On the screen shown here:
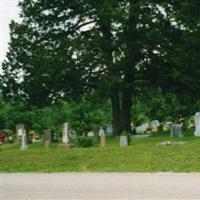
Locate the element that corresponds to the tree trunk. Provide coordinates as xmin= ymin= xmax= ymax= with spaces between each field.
xmin=121 ymin=87 xmax=132 ymax=132
xmin=111 ymin=88 xmax=121 ymax=135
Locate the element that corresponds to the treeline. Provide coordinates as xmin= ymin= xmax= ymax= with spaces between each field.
xmin=0 ymin=89 xmax=199 ymax=135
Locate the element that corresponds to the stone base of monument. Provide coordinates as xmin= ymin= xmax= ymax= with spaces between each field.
xmin=100 ymin=135 xmax=106 ymax=148
xmin=59 ymin=143 xmax=73 ymax=149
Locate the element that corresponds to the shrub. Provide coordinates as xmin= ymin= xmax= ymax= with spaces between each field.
xmin=74 ymin=136 xmax=94 ymax=148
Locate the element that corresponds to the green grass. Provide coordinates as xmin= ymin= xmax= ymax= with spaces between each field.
xmin=1 ymin=132 xmax=200 ymax=172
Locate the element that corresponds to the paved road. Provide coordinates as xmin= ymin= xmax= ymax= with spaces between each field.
xmin=1 ymin=173 xmax=200 ymax=200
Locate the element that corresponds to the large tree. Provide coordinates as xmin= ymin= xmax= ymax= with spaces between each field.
xmin=2 ymin=0 xmax=198 ymax=134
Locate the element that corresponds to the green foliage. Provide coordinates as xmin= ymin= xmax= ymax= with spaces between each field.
xmin=73 ymin=136 xmax=95 ymax=148
xmin=0 ymin=101 xmax=27 ymax=130
xmin=67 ymin=98 xmax=111 ymax=135
xmin=0 ymin=98 xmax=112 ymax=136
xmin=132 ymin=89 xmax=191 ymax=125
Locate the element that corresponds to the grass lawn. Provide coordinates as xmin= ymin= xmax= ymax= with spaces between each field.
xmin=1 ymin=132 xmax=200 ymax=172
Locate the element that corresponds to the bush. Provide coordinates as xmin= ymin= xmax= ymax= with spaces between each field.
xmin=74 ymin=136 xmax=94 ymax=148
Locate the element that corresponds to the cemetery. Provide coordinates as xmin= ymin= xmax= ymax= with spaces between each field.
xmin=1 ymin=112 xmax=200 ymax=172
xmin=0 ymin=0 xmax=200 ymax=176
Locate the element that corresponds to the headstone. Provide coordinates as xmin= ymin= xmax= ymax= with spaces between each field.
xmin=99 ymin=127 xmax=106 ymax=147
xmin=62 ymin=122 xmax=69 ymax=144
xmin=60 ymin=123 xmax=74 ymax=149
xmin=142 ymin=123 xmax=149 ymax=130
xmin=21 ymin=133 xmax=28 ymax=151
xmin=45 ymin=140 xmax=50 ymax=149
xmin=171 ymin=124 xmax=182 ymax=137
xmin=16 ymin=124 xmax=25 ymax=137
xmin=87 ymin=131 xmax=94 ymax=137
xmin=99 ymin=127 xmax=105 ymax=136
xmin=194 ymin=112 xmax=200 ymax=136
xmin=135 ymin=126 xmax=145 ymax=134
xmin=136 ymin=123 xmax=149 ymax=134
xmin=44 ymin=130 xmax=51 ymax=149
xmin=120 ymin=136 xmax=128 ymax=147
xmin=151 ymin=120 xmax=160 ymax=131
xmin=16 ymin=124 xmax=28 ymax=150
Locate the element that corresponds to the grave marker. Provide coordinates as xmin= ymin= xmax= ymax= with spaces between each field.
xmin=62 ymin=122 xmax=69 ymax=144
xmin=99 ymin=127 xmax=106 ymax=148
xmin=151 ymin=120 xmax=160 ymax=132
xmin=16 ymin=124 xmax=28 ymax=151
xmin=44 ymin=130 xmax=51 ymax=149
xmin=120 ymin=136 xmax=128 ymax=147
xmin=194 ymin=112 xmax=200 ymax=136
xmin=171 ymin=124 xmax=182 ymax=137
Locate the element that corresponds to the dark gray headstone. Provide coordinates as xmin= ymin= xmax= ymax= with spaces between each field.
xmin=171 ymin=124 xmax=182 ymax=137
xmin=44 ymin=130 xmax=52 ymax=149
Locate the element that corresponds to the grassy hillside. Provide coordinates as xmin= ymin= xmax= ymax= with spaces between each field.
xmin=1 ymin=133 xmax=200 ymax=172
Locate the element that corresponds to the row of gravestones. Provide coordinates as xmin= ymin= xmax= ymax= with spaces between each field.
xmin=15 ymin=112 xmax=200 ymax=150
xmin=16 ymin=122 xmax=70 ymax=151
xmin=135 ymin=112 xmax=200 ymax=137
xmin=135 ymin=120 xmax=160 ymax=134
xmin=99 ymin=127 xmax=128 ymax=147
xmin=88 ymin=120 xmax=160 ymax=136
xmin=101 ymin=112 xmax=200 ymax=138
xmin=170 ymin=112 xmax=200 ymax=137
xmin=16 ymin=122 xmax=128 ymax=150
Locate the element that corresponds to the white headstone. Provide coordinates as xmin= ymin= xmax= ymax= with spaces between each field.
xmin=87 ymin=131 xmax=94 ymax=137
xmin=151 ymin=120 xmax=160 ymax=131
xmin=99 ymin=127 xmax=105 ymax=136
xmin=16 ymin=124 xmax=25 ymax=136
xmin=62 ymin=122 xmax=69 ymax=144
xmin=194 ymin=112 xmax=200 ymax=136
xmin=120 ymin=136 xmax=128 ymax=147
xmin=142 ymin=123 xmax=149 ymax=130
xmin=136 ymin=123 xmax=149 ymax=134
xmin=21 ymin=129 xmax=28 ymax=151
xmin=136 ymin=126 xmax=144 ymax=134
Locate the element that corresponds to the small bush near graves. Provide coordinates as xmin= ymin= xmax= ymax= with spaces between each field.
xmin=74 ymin=136 xmax=94 ymax=148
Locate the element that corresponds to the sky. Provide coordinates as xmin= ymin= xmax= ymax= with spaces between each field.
xmin=0 ymin=0 xmax=21 ymax=67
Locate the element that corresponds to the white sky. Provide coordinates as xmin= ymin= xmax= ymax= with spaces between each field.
xmin=0 ymin=0 xmax=21 ymax=68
